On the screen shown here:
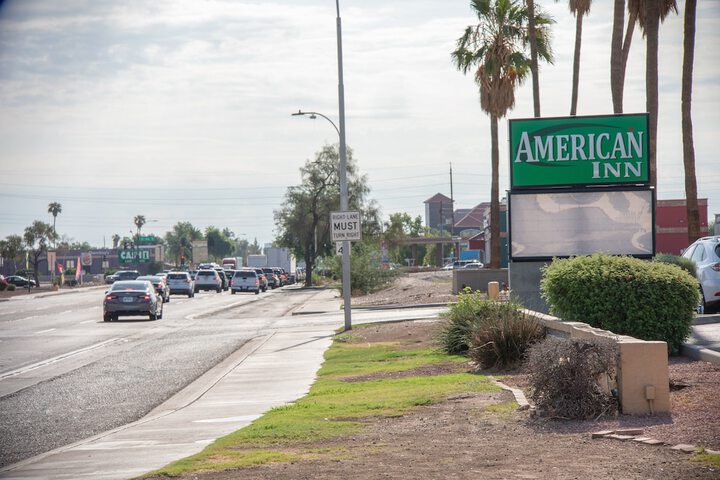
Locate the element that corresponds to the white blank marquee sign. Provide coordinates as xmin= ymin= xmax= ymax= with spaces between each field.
xmin=331 ymin=211 xmax=362 ymax=242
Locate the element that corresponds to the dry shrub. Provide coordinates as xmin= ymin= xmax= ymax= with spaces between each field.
xmin=466 ymin=302 xmax=544 ymax=370
xmin=525 ymin=336 xmax=619 ymax=419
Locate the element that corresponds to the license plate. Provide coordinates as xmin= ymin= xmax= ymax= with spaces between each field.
xmin=122 ymin=297 xmax=134 ymax=303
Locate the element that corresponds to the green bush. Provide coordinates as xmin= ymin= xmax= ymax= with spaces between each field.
xmin=439 ymin=290 xmax=544 ymax=369
xmin=467 ymin=302 xmax=544 ymax=370
xmin=653 ymin=253 xmax=696 ymax=277
xmin=438 ymin=288 xmax=491 ymax=354
xmin=525 ymin=336 xmax=618 ymax=419
xmin=540 ymin=254 xmax=699 ymax=353
xmin=7 ymin=284 xmax=16 ymax=291
xmin=331 ymin=242 xmax=397 ymax=295
xmin=0 ymin=281 xmax=7 ymax=291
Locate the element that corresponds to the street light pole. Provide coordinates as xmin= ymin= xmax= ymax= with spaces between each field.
xmin=335 ymin=0 xmax=352 ymax=331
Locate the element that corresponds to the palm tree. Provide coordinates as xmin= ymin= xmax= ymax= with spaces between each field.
xmin=452 ymin=0 xmax=552 ymax=268
xmin=133 ymin=215 xmax=146 ymax=241
xmin=47 ymin=202 xmax=62 ymax=248
xmin=562 ymin=0 xmax=592 ymax=116
xmin=682 ymin=0 xmax=700 ymax=243
xmin=610 ymin=0 xmax=677 ymax=114
xmin=112 ymin=234 xmax=121 ymax=249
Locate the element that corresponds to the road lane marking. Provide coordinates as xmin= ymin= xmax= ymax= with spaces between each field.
xmin=0 ymin=337 xmax=124 ymax=380
xmin=35 ymin=328 xmax=56 ymax=335
xmin=16 ymin=316 xmax=38 ymax=322
xmin=79 ymin=320 xmax=95 ymax=324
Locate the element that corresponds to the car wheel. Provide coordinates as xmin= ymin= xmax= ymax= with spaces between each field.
xmin=158 ymin=304 xmax=163 ymax=319
xmin=231 ymin=290 xmax=236 ymax=295
xmin=216 ymin=287 xmax=221 ymax=293
xmin=255 ymin=289 xmax=259 ymax=295
xmin=188 ymin=292 xmax=193 ymax=298
xmin=103 ymin=313 xmax=112 ymax=322
xmin=165 ymin=295 xmax=170 ymax=303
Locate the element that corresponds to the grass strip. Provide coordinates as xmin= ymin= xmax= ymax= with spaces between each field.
xmin=145 ymin=332 xmax=497 ymax=477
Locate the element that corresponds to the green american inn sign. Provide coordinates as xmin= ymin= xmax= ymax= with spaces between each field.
xmin=509 ymin=113 xmax=649 ymax=188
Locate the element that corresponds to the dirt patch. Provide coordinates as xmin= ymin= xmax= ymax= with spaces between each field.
xmin=352 ymin=270 xmax=458 ymax=307
xmin=148 ymin=320 xmax=719 ymax=480
xmin=348 ymin=319 xmax=442 ymax=349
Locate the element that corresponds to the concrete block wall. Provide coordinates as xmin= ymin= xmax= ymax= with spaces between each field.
xmin=529 ymin=310 xmax=670 ymax=415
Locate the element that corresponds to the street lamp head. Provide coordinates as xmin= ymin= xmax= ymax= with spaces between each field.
xmin=291 ymin=110 xmax=306 ymax=117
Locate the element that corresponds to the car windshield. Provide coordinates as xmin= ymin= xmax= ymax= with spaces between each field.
xmin=197 ymin=271 xmax=216 ymax=277
xmin=110 ymin=281 xmax=150 ymax=291
xmin=137 ymin=276 xmax=161 ymax=282
xmin=234 ymin=271 xmax=254 ymax=278
xmin=167 ymin=273 xmax=188 ymax=280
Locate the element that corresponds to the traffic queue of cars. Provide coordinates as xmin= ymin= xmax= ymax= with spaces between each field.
xmin=102 ymin=263 xmax=296 ymax=322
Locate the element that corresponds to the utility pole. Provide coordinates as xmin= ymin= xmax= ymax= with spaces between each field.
xmin=450 ymin=163 xmax=457 ymax=261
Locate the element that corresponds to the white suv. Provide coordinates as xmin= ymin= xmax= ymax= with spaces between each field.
xmin=231 ymin=270 xmax=260 ymax=295
xmin=166 ymin=272 xmax=195 ymax=298
xmin=194 ymin=269 xmax=222 ymax=293
xmin=682 ymin=235 xmax=720 ymax=313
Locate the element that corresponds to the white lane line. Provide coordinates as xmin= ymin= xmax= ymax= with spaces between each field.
xmin=0 ymin=337 xmax=123 ymax=380
xmin=16 ymin=316 xmax=38 ymax=322
xmin=79 ymin=320 xmax=95 ymax=324
xmin=35 ymin=328 xmax=57 ymax=335
xmin=60 ymin=310 xmax=74 ymax=315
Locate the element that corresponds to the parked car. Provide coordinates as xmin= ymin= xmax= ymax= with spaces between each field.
xmin=103 ymin=280 xmax=163 ymax=321
xmin=231 ymin=270 xmax=261 ymax=294
xmin=463 ymin=262 xmax=484 ymax=269
xmin=136 ymin=275 xmax=170 ymax=303
xmin=682 ymin=235 xmax=720 ymax=313
xmin=166 ymin=271 xmax=195 ymax=298
xmin=194 ymin=269 xmax=222 ymax=293
xmin=104 ymin=273 xmax=118 ymax=284
xmin=253 ymin=268 xmax=268 ymax=292
xmin=5 ymin=275 xmax=36 ymax=287
xmin=262 ymin=267 xmax=279 ymax=289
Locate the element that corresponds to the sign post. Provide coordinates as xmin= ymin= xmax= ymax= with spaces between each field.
xmin=331 ymin=211 xmax=361 ymax=330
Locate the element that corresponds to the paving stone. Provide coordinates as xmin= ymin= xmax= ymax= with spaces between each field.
xmin=632 ymin=437 xmax=652 ymax=442
xmin=591 ymin=430 xmax=615 ymax=439
xmin=641 ymin=439 xmax=665 ymax=446
xmin=670 ymin=444 xmax=697 ymax=453
xmin=607 ymin=434 xmax=636 ymax=441
xmin=615 ymin=428 xmax=644 ymax=436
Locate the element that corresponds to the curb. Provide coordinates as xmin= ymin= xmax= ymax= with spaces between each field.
xmin=693 ymin=314 xmax=720 ymax=326
xmin=680 ymin=343 xmax=720 ymax=366
xmin=494 ymin=380 xmax=530 ymax=410
xmin=350 ymin=303 xmax=450 ymax=311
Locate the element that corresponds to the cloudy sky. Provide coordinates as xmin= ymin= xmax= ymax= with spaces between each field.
xmin=1 ymin=0 xmax=718 ymax=248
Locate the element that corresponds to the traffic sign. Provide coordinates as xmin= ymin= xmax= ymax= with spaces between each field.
xmin=330 ymin=211 xmax=362 ymax=242
xmin=335 ymin=242 xmax=351 ymax=256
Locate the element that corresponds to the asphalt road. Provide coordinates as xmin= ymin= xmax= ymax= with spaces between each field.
xmin=0 ymin=285 xmax=314 ymax=468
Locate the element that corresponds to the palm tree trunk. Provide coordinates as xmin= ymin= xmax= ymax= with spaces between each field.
xmin=611 ymin=0 xmax=625 ymax=113
xmin=682 ymin=0 xmax=700 ymax=242
xmin=646 ymin=0 xmax=659 ymax=190
xmin=570 ymin=12 xmax=583 ymax=116
xmin=490 ymin=114 xmax=500 ymax=269
xmin=527 ymin=0 xmax=540 ymax=117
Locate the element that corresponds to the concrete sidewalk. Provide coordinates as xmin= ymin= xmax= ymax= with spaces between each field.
xmin=0 ymin=318 xmax=337 ymax=479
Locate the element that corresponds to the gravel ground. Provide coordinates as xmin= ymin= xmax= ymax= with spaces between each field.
xmin=352 ymin=270 xmax=458 ymax=307
xmin=148 ymin=320 xmax=719 ymax=480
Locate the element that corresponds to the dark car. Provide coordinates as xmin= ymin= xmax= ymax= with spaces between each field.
xmin=253 ymin=268 xmax=268 ymax=292
xmin=136 ymin=275 xmax=170 ymax=303
xmin=103 ymin=280 xmax=163 ymax=321
xmin=114 ymin=270 xmax=140 ymax=281
xmin=262 ymin=267 xmax=279 ymax=289
xmin=6 ymin=275 xmax=36 ymax=288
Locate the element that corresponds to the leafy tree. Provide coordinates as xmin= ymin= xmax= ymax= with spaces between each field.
xmin=205 ymin=226 xmax=234 ymax=261
xmin=47 ymin=202 xmax=62 ymax=248
xmin=453 ymin=0 xmax=552 ymax=268
xmin=23 ymin=221 xmax=57 ymax=285
xmin=164 ymin=222 xmax=202 ymax=265
xmin=248 ymin=238 xmax=262 ymax=255
xmin=383 ymin=213 xmax=426 ymax=265
xmin=681 ymin=0 xmax=700 ymax=244
xmin=0 ymin=235 xmax=24 ymax=272
xmin=274 ymin=144 xmax=375 ymax=286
